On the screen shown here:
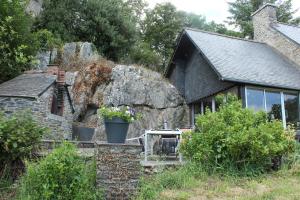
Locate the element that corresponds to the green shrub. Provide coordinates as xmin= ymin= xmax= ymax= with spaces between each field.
xmin=18 ymin=142 xmax=102 ymax=200
xmin=0 ymin=111 xmax=47 ymax=179
xmin=180 ymin=95 xmax=296 ymax=175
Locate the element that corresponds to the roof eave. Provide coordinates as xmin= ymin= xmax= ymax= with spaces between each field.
xmin=164 ymin=29 xmax=186 ymax=77
xmin=222 ymin=77 xmax=300 ymax=91
xmin=0 ymin=95 xmax=37 ymax=99
xmin=37 ymin=79 xmax=56 ymax=97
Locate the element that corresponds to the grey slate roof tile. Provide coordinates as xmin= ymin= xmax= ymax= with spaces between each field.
xmin=185 ymin=28 xmax=300 ymax=90
xmin=273 ymin=23 xmax=300 ymax=45
xmin=0 ymin=74 xmax=56 ymax=98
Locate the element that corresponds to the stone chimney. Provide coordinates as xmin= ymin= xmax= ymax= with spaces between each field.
xmin=252 ymin=4 xmax=300 ymax=68
xmin=252 ymin=3 xmax=277 ymax=42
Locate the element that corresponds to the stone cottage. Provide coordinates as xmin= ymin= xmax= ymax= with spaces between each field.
xmin=165 ymin=4 xmax=300 ymax=136
xmin=0 ymin=68 xmax=74 ymax=139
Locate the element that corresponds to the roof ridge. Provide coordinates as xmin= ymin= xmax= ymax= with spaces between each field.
xmin=184 ymin=27 xmax=266 ymax=44
xmin=275 ymin=22 xmax=300 ymax=29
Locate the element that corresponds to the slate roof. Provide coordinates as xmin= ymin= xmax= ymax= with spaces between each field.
xmin=169 ymin=28 xmax=300 ymax=90
xmin=0 ymin=74 xmax=56 ymax=98
xmin=272 ymin=23 xmax=300 ymax=45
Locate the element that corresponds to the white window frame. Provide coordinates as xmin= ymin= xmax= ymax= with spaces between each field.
xmin=245 ymin=86 xmax=299 ymax=129
xmin=212 ymin=98 xmax=216 ymax=112
xmin=191 ymin=104 xmax=195 ymax=127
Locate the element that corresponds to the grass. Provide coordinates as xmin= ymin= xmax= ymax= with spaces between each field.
xmin=160 ymin=172 xmax=300 ymax=200
xmin=136 ymin=161 xmax=300 ymax=200
xmin=0 ymin=179 xmax=17 ymax=200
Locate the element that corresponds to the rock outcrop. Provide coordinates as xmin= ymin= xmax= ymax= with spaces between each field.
xmin=26 ymin=0 xmax=43 ymax=17
xmin=61 ymin=42 xmax=99 ymax=66
xmin=71 ymin=63 xmax=189 ymax=141
xmin=35 ymin=42 xmax=99 ymax=70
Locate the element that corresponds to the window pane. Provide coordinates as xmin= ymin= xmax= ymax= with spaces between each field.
xmin=194 ymin=104 xmax=201 ymax=115
xmin=203 ymin=100 xmax=212 ymax=114
xmin=246 ymin=88 xmax=264 ymax=111
xmin=265 ymin=91 xmax=282 ymax=120
xmin=193 ymin=104 xmax=201 ymax=124
xmin=284 ymin=93 xmax=299 ymax=128
xmin=215 ymin=100 xmax=220 ymax=111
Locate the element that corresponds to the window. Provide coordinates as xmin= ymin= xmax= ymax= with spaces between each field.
xmin=203 ymin=100 xmax=212 ymax=114
xmin=265 ymin=91 xmax=281 ymax=120
xmin=194 ymin=103 xmax=201 ymax=124
xmin=245 ymin=87 xmax=300 ymax=129
xmin=246 ymin=88 xmax=264 ymax=111
xmin=284 ymin=93 xmax=299 ymax=128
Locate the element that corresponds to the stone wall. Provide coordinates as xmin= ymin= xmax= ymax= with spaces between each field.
xmin=252 ymin=4 xmax=300 ymax=68
xmin=0 ymin=85 xmax=73 ymax=139
xmin=95 ymin=142 xmax=143 ymax=200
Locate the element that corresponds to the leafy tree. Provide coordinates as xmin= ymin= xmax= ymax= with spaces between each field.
xmin=79 ymin=0 xmax=138 ymax=61
xmin=180 ymin=12 xmax=209 ymax=30
xmin=181 ymin=12 xmax=242 ymax=37
xmin=0 ymin=0 xmax=38 ymax=83
xmin=143 ymin=3 xmax=184 ymax=71
xmin=33 ymin=0 xmax=84 ymax=42
xmin=139 ymin=4 xmax=242 ymax=71
xmin=34 ymin=0 xmax=138 ymax=61
xmin=127 ymin=41 xmax=161 ymax=70
xmin=228 ymin=0 xmax=300 ymax=38
xmin=125 ymin=0 xmax=148 ymax=27
xmin=34 ymin=29 xmax=62 ymax=63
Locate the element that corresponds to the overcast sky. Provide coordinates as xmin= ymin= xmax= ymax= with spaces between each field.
xmin=146 ymin=0 xmax=300 ymax=25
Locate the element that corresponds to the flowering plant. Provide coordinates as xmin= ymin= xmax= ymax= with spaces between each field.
xmin=98 ymin=106 xmax=140 ymax=123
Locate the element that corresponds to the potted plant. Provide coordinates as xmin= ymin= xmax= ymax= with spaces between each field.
xmin=98 ymin=106 xmax=140 ymax=143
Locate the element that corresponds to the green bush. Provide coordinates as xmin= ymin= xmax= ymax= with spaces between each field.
xmin=181 ymin=95 xmax=296 ymax=175
xmin=0 ymin=111 xmax=47 ymax=179
xmin=18 ymin=142 xmax=102 ymax=200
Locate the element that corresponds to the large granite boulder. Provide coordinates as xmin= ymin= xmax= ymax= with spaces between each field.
xmin=35 ymin=42 xmax=99 ymax=70
xmin=62 ymin=42 xmax=99 ymax=66
xmin=71 ymin=64 xmax=189 ymax=141
xmin=26 ymin=0 xmax=43 ymax=17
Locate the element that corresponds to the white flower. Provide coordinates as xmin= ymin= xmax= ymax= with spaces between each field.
xmin=131 ymin=117 xmax=134 ymax=121
xmin=112 ymin=107 xmax=120 ymax=111
xmin=125 ymin=111 xmax=130 ymax=115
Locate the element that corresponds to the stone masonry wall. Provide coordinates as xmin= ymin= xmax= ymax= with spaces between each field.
xmin=252 ymin=4 xmax=300 ymax=68
xmin=95 ymin=142 xmax=143 ymax=200
xmin=0 ymin=85 xmax=73 ymax=139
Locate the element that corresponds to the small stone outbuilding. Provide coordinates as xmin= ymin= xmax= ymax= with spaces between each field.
xmin=0 ymin=71 xmax=73 ymax=139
